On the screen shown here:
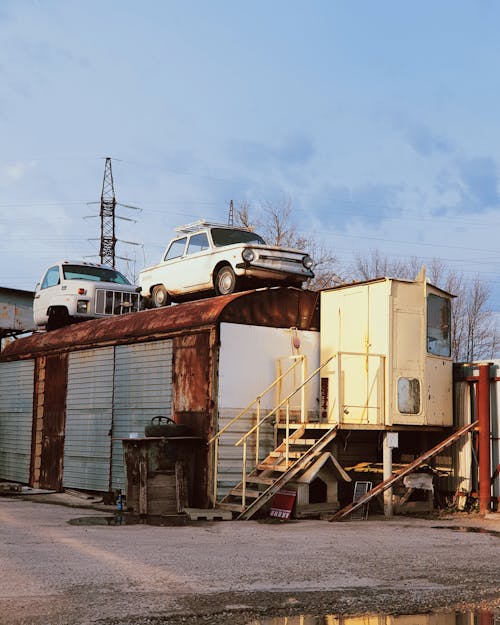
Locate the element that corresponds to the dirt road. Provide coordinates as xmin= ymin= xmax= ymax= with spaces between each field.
xmin=0 ymin=496 xmax=498 ymax=625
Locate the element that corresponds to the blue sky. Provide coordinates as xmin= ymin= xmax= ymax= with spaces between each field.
xmin=1 ymin=1 xmax=500 ymax=307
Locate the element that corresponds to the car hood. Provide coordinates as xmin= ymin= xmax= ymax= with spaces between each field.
xmin=224 ymin=243 xmax=310 ymax=255
xmin=75 ymin=280 xmax=138 ymax=291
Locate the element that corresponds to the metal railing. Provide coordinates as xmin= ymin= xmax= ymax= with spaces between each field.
xmin=208 ymin=355 xmax=306 ymax=506
xmin=209 ymin=353 xmax=337 ymax=507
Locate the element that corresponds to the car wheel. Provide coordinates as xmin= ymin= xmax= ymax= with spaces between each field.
xmin=152 ymin=285 xmax=171 ymax=308
xmin=215 ymin=265 xmax=237 ymax=296
xmin=46 ymin=307 xmax=70 ymax=331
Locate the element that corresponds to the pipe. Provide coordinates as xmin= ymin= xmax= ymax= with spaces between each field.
xmin=477 ymin=363 xmax=492 ymax=515
xmin=383 ymin=433 xmax=393 ymax=517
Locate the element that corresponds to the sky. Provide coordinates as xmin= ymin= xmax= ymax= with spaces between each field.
xmin=2 ymin=1 xmax=500 ymax=308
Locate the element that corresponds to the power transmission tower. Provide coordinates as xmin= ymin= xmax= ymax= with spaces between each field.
xmin=85 ymin=157 xmax=142 ymax=280
xmin=228 ymin=199 xmax=234 ymax=226
xmin=99 ymin=157 xmax=117 ymax=267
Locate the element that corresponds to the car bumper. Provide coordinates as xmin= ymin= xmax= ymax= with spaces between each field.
xmin=235 ymin=262 xmax=314 ymax=281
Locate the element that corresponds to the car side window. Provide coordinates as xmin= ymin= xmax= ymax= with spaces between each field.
xmin=164 ymin=238 xmax=187 ymax=261
xmin=41 ymin=266 xmax=60 ymax=289
xmin=187 ymin=233 xmax=209 ymax=255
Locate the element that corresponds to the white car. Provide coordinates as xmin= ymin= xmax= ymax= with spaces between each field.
xmin=34 ymin=261 xmax=141 ymax=331
xmin=139 ymin=221 xmax=314 ymax=307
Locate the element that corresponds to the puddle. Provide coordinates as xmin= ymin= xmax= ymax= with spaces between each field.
xmin=432 ymin=525 xmax=500 ymax=537
xmin=68 ymin=513 xmax=188 ymax=527
xmin=247 ymin=611 xmax=495 ymax=625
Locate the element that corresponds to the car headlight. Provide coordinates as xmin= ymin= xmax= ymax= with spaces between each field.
xmin=302 ymin=255 xmax=313 ymax=269
xmin=242 ymin=248 xmax=255 ymax=262
xmin=77 ymin=300 xmax=89 ymax=314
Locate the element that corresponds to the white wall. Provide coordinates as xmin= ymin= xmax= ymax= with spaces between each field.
xmin=215 ymin=322 xmax=320 ymax=497
xmin=218 ymin=323 xmax=320 ymax=411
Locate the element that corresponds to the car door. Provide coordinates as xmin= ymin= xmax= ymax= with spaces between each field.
xmin=33 ymin=265 xmax=62 ymax=324
xmin=160 ymin=237 xmax=188 ymax=293
xmin=181 ymin=232 xmax=213 ymax=290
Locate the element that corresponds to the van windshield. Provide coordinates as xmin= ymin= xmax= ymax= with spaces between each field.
xmin=62 ymin=265 xmax=131 ymax=285
xmin=211 ymin=228 xmax=265 ymax=247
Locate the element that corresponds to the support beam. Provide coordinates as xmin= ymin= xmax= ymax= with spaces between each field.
xmin=382 ymin=433 xmax=393 ymax=517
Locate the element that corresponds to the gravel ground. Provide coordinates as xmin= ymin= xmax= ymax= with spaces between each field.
xmin=0 ymin=494 xmax=498 ymax=625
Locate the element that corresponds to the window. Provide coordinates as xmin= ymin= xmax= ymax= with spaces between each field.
xmin=164 ymin=237 xmax=187 ymax=261
xmin=427 ymin=294 xmax=451 ymax=357
xmin=211 ymin=228 xmax=265 ymax=247
xmin=398 ymin=377 xmax=421 ymax=414
xmin=187 ymin=233 xmax=209 ymax=255
xmin=41 ymin=266 xmax=60 ymax=289
xmin=62 ymin=265 xmax=130 ymax=285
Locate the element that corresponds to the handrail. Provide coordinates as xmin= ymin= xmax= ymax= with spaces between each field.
xmin=235 ymin=353 xmax=337 ymax=510
xmin=209 ymin=354 xmax=305 ymax=506
xmin=208 ymin=356 xmax=303 ymax=446
xmin=235 ymin=354 xmax=336 ymax=447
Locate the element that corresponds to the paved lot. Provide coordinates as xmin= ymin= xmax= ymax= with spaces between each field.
xmin=0 ymin=495 xmax=499 ymax=625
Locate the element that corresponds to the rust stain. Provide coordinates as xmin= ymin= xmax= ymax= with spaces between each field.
xmin=38 ymin=354 xmax=68 ymax=491
xmin=173 ymin=332 xmax=211 ymax=414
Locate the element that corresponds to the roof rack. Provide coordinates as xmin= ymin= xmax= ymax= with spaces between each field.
xmin=174 ymin=220 xmax=251 ymax=234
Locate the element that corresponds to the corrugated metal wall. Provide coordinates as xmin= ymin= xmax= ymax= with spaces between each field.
xmin=111 ymin=340 xmax=173 ymax=491
xmin=0 ymin=360 xmax=35 ymax=483
xmin=63 ymin=348 xmax=114 ymax=491
xmin=61 ymin=341 xmax=174 ymax=492
xmin=217 ymin=407 xmax=273 ymax=497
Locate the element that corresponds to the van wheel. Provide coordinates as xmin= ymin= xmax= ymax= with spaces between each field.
xmin=47 ymin=307 xmax=70 ymax=331
xmin=152 ymin=285 xmax=171 ymax=308
xmin=214 ymin=265 xmax=237 ymax=296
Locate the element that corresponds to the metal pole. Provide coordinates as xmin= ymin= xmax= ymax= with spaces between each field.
xmin=213 ymin=438 xmax=219 ymax=507
xmin=383 ymin=432 xmax=393 ymax=517
xmin=478 ymin=363 xmax=492 ymax=515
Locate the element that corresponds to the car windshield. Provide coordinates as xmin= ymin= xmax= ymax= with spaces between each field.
xmin=62 ymin=265 xmax=131 ymax=285
xmin=210 ymin=228 xmax=266 ymax=247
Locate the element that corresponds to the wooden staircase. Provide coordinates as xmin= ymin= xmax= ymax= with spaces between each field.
xmin=218 ymin=425 xmax=339 ymax=520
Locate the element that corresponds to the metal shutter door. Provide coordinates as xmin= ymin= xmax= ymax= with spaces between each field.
xmin=111 ymin=340 xmax=173 ymax=491
xmin=0 ymin=360 xmax=34 ymax=483
xmin=63 ymin=347 xmax=114 ymax=491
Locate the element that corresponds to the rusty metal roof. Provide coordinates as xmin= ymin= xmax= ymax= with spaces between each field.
xmin=1 ymin=287 xmax=319 ymax=360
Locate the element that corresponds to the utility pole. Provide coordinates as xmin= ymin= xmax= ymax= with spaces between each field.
xmin=99 ymin=157 xmax=117 ymax=267
xmin=228 ymin=199 xmax=234 ymax=226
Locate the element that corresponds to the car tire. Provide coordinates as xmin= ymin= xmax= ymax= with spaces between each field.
xmin=46 ymin=307 xmax=70 ymax=331
xmin=152 ymin=285 xmax=171 ymax=308
xmin=214 ymin=265 xmax=237 ymax=296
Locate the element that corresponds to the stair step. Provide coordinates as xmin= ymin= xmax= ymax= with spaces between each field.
xmin=289 ymin=439 xmax=317 ymax=446
xmin=218 ymin=502 xmax=244 ymax=512
xmin=229 ymin=487 xmax=261 ymax=498
xmin=246 ymin=476 xmax=276 ymax=485
xmin=269 ymin=450 xmax=302 ymax=458
xmin=257 ymin=463 xmax=290 ymax=472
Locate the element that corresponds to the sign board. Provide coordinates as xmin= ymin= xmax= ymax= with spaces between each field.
xmin=386 ymin=432 xmax=399 ymax=449
xmin=269 ymin=489 xmax=296 ymax=519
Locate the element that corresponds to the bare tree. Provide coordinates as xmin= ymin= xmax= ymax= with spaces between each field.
xmin=235 ymin=197 xmax=342 ymax=290
xmin=349 ymin=251 xmax=499 ymax=361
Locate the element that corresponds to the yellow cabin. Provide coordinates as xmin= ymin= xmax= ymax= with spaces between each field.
xmin=319 ymin=270 xmax=453 ymax=429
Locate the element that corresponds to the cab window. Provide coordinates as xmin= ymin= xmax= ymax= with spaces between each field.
xmin=427 ymin=294 xmax=451 ymax=357
xmin=164 ymin=238 xmax=187 ymax=261
xmin=41 ymin=266 xmax=60 ymax=289
xmin=187 ymin=233 xmax=209 ymax=255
